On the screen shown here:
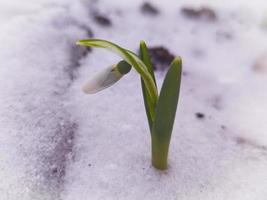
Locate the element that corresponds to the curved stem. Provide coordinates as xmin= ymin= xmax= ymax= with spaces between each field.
xmin=77 ymin=39 xmax=158 ymax=108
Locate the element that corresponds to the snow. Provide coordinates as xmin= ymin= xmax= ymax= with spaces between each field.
xmin=0 ymin=0 xmax=89 ymax=199
xmin=0 ymin=0 xmax=267 ymax=200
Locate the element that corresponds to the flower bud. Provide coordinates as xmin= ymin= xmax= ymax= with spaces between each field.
xmin=82 ymin=60 xmax=131 ymax=94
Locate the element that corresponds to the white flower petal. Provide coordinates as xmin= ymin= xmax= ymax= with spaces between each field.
xmin=82 ymin=65 xmax=122 ymax=94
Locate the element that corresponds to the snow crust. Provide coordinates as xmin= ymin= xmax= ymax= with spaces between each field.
xmin=0 ymin=0 xmax=267 ymax=200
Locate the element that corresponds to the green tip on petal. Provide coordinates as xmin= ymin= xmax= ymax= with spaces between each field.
xmin=116 ymin=60 xmax=132 ymax=75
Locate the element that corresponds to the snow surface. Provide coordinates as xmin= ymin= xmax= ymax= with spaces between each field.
xmin=0 ymin=0 xmax=267 ymax=200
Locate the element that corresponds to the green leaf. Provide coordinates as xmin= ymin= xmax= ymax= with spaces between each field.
xmin=77 ymin=39 xmax=158 ymax=107
xmin=139 ymin=41 xmax=157 ymax=131
xmin=139 ymin=41 xmax=157 ymax=85
xmin=151 ymin=57 xmax=182 ymax=170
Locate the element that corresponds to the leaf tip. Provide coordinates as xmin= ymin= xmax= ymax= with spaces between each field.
xmin=172 ymin=56 xmax=182 ymax=65
xmin=140 ymin=40 xmax=146 ymax=45
xmin=76 ymin=41 xmax=83 ymax=46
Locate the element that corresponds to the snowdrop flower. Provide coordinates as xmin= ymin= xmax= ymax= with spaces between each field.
xmin=82 ymin=60 xmax=131 ymax=94
xmin=77 ymin=39 xmax=182 ymax=170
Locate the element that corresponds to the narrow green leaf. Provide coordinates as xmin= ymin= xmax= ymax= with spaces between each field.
xmin=140 ymin=41 xmax=157 ymax=85
xmin=151 ymin=57 xmax=182 ymax=170
xmin=141 ymin=83 xmax=153 ymax=131
xmin=77 ymin=39 xmax=158 ymax=107
xmin=139 ymin=41 xmax=157 ymax=131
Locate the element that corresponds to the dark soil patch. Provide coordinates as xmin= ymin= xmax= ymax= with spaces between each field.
xmin=140 ymin=2 xmax=159 ymax=16
xmin=67 ymin=45 xmax=91 ymax=80
xmin=44 ymin=122 xmax=78 ymax=188
xmin=195 ymin=112 xmax=205 ymax=119
xmin=181 ymin=6 xmax=217 ymax=22
xmin=147 ymin=46 xmax=175 ymax=70
xmin=93 ymin=14 xmax=112 ymax=27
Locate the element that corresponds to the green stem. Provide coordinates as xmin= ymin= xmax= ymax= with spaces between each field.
xmin=151 ymin=136 xmax=169 ymax=170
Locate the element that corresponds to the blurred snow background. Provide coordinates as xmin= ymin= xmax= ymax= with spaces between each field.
xmin=0 ymin=0 xmax=267 ymax=200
